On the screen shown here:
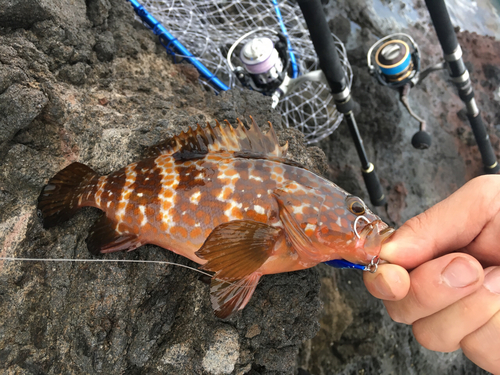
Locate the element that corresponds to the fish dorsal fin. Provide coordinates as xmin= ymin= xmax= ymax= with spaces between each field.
xmin=145 ymin=116 xmax=288 ymax=159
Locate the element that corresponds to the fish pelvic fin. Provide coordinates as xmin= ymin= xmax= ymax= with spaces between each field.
xmin=195 ymin=220 xmax=282 ymax=318
xmin=145 ymin=116 xmax=288 ymax=159
xmin=37 ymin=162 xmax=99 ymax=229
xmin=196 ymin=220 xmax=281 ymax=279
xmin=210 ymin=273 xmax=261 ymax=319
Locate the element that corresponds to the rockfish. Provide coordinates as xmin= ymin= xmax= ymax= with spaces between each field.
xmin=37 ymin=117 xmax=394 ymax=318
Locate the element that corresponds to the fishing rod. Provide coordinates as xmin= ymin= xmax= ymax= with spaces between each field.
xmin=366 ymin=0 xmax=499 ymax=173
xmin=297 ymin=0 xmax=387 ymax=207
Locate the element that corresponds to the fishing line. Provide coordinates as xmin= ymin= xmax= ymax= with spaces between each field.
xmin=0 ymin=257 xmax=259 ymax=288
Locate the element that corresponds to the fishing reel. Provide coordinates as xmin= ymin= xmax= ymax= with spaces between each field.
xmin=368 ymin=33 xmax=444 ymax=150
xmin=227 ymin=29 xmax=290 ymax=96
xmin=367 ymin=33 xmax=421 ymax=88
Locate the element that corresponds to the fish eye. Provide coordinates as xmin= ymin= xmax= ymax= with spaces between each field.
xmin=346 ymin=196 xmax=365 ymax=215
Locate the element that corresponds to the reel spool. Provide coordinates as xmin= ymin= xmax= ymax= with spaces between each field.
xmin=367 ymin=33 xmax=421 ymax=88
xmin=368 ymin=34 xmax=432 ymax=149
xmin=227 ymin=29 xmax=290 ymax=96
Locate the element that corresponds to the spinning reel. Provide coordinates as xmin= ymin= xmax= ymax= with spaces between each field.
xmin=227 ymin=29 xmax=291 ymax=97
xmin=367 ymin=33 xmax=446 ymax=150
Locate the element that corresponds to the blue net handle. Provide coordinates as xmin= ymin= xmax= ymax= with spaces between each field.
xmin=128 ymin=0 xmax=230 ymax=92
xmin=271 ymin=0 xmax=299 ymax=78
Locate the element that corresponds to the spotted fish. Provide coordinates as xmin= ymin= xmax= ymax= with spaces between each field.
xmin=37 ymin=117 xmax=394 ymax=318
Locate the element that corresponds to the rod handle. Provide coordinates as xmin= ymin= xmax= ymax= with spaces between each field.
xmin=362 ymin=163 xmax=387 ymax=206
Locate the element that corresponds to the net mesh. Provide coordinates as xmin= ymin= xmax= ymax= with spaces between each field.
xmin=140 ymin=0 xmax=352 ymax=143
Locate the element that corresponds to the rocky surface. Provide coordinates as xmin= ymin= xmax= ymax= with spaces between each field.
xmin=1 ymin=0 xmax=499 ymax=374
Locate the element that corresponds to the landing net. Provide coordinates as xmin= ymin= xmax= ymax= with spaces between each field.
xmin=139 ymin=0 xmax=352 ymax=143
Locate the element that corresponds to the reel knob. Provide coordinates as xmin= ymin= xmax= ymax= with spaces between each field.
xmin=411 ymin=130 xmax=432 ymax=149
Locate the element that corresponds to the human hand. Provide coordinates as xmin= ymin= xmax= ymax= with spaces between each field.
xmin=363 ymin=175 xmax=500 ymax=374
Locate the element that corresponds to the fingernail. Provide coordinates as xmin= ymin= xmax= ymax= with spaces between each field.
xmin=484 ymin=268 xmax=500 ymax=294
xmin=374 ymin=273 xmax=395 ymax=299
xmin=442 ymin=257 xmax=480 ymax=288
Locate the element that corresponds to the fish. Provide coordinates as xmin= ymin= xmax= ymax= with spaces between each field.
xmin=37 ymin=117 xmax=394 ymax=318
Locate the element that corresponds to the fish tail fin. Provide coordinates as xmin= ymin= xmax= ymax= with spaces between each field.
xmin=37 ymin=162 xmax=100 ymax=228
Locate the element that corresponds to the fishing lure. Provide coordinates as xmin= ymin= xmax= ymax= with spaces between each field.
xmin=37 ymin=117 xmax=393 ymax=318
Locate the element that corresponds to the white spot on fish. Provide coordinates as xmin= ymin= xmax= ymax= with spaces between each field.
xmin=305 ymin=223 xmax=316 ymax=232
xmin=137 ymin=192 xmax=143 ymax=197
xmin=216 ymin=190 xmax=225 ymax=202
xmin=224 ymin=201 xmax=243 ymax=219
xmin=253 ymin=205 xmax=265 ymax=215
xmin=139 ymin=206 xmax=147 ymax=226
xmin=190 ymin=191 xmax=201 ymax=205
xmin=249 ymin=175 xmax=263 ymax=182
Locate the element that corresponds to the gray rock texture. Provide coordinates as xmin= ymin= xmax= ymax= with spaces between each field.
xmin=0 ymin=0 xmax=498 ymax=374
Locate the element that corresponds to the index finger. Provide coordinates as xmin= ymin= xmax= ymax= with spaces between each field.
xmin=381 ymin=175 xmax=500 ymax=269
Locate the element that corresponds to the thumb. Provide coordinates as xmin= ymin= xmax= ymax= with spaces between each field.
xmin=381 ymin=175 xmax=500 ymax=269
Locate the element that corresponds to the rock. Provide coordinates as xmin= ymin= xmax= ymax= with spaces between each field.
xmin=87 ymin=0 xmax=112 ymax=26
xmin=0 ymin=0 xmax=88 ymax=29
xmin=202 ymin=327 xmax=240 ymax=374
xmin=0 ymin=84 xmax=48 ymax=145
xmin=328 ymin=15 xmax=351 ymax=43
xmin=58 ymin=62 xmax=90 ymax=85
xmin=95 ymin=31 xmax=116 ymax=62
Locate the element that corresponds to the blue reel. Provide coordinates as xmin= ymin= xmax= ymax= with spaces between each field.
xmin=367 ymin=33 xmax=421 ymax=89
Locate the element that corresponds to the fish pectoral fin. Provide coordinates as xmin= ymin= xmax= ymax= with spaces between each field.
xmin=210 ymin=273 xmax=261 ymax=319
xmin=274 ymin=191 xmax=322 ymax=259
xmin=195 ymin=220 xmax=281 ymax=280
xmin=86 ymin=215 xmax=142 ymax=255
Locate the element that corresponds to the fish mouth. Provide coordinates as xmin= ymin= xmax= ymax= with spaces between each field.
xmin=354 ymin=217 xmax=394 ymax=241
